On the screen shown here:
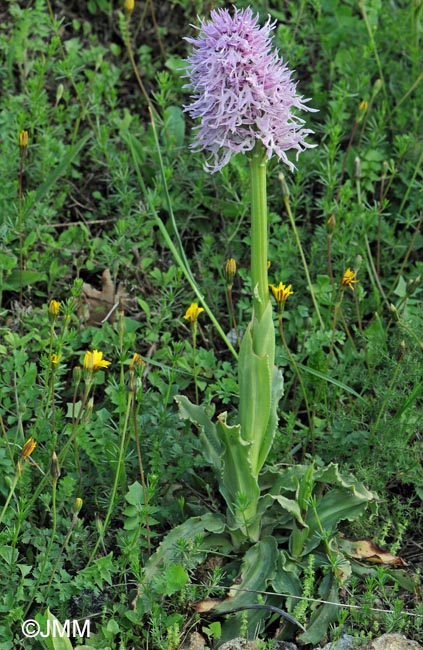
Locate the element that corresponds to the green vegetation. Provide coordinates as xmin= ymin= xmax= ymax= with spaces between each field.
xmin=0 ymin=1 xmax=422 ymax=648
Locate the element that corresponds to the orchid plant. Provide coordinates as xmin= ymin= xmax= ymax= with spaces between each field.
xmin=134 ymin=7 xmax=374 ymax=645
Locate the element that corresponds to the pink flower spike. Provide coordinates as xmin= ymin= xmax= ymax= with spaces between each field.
xmin=184 ymin=7 xmax=316 ymax=173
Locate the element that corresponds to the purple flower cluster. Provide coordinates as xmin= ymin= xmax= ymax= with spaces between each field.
xmin=184 ymin=7 xmax=315 ymax=172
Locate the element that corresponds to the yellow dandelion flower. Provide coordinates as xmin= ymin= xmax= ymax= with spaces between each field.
xmin=48 ymin=299 xmax=61 ymax=318
xmin=50 ymin=353 xmax=61 ymax=366
xmin=269 ymin=282 xmax=294 ymax=304
xmin=83 ymin=349 xmax=111 ymax=371
xmin=124 ymin=0 xmax=134 ymax=13
xmin=183 ymin=303 xmax=204 ymax=324
xmin=21 ymin=436 xmax=37 ymax=459
xmin=341 ymin=268 xmax=359 ymax=291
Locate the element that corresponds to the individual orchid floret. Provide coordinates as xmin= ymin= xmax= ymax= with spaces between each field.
xmin=184 ymin=7 xmax=315 ymax=172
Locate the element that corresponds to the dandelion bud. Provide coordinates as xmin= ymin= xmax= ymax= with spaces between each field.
xmin=48 ymin=299 xmax=61 ymax=319
xmin=354 ymin=156 xmax=362 ymax=179
xmin=397 ymin=340 xmax=406 ymax=362
xmin=406 ymin=275 xmax=421 ymax=296
xmin=326 ymin=213 xmax=336 ymax=235
xmin=278 ymin=173 xmax=290 ymax=199
xmin=356 ymin=100 xmax=368 ymax=124
xmin=124 ymin=0 xmax=134 ymax=14
xmin=73 ymin=365 xmax=82 ymax=386
xmin=225 ymin=258 xmax=237 ymax=288
xmin=19 ymin=130 xmax=28 ymax=149
xmin=73 ymin=497 xmax=83 ymax=514
xmin=389 ymin=303 xmax=399 ymax=321
xmin=50 ymin=451 xmax=61 ymax=480
xmin=55 ymin=83 xmax=64 ymax=105
xmin=372 ymin=78 xmax=383 ymax=98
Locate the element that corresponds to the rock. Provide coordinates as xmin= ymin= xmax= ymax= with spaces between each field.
xmin=218 ymin=640 xmax=258 ymax=649
xmin=365 ymin=633 xmax=423 ymax=650
xmin=180 ymin=631 xmax=206 ymax=650
xmin=318 ymin=635 xmax=357 ymax=650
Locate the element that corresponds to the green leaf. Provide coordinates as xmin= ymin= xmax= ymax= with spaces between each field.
xmin=41 ymin=610 xmax=73 ymax=650
xmin=161 ymin=564 xmax=188 ymax=595
xmin=175 ymin=396 xmax=223 ymax=472
xmin=3 ymin=270 xmax=46 ymax=289
xmin=141 ymin=513 xmax=226 ymax=584
xmin=297 ymin=363 xmax=367 ymax=404
xmin=238 ymin=302 xmax=283 ymax=475
xmin=163 ymin=106 xmax=185 ymax=148
xmin=298 ymin=578 xmax=340 ymax=644
xmin=214 ymin=537 xmax=279 ymax=641
xmin=30 ymin=133 xmax=91 ymax=212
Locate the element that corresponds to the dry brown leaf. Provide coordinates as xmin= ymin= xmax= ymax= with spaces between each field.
xmin=79 ymin=268 xmax=126 ymax=326
xmin=190 ymin=598 xmax=223 ymax=613
xmin=340 ymin=537 xmax=407 ymax=565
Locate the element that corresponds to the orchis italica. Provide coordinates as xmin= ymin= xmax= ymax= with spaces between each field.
xmin=184 ymin=7 xmax=315 ymax=173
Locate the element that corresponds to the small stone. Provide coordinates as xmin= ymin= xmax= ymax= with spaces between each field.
xmin=218 ymin=639 xmax=258 ymax=650
xmin=366 ymin=633 xmax=422 ymax=650
xmin=319 ymin=634 xmax=357 ymax=650
xmin=179 ymin=631 xmax=206 ymax=650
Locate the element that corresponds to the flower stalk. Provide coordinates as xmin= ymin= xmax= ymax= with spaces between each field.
xmin=250 ymin=143 xmax=270 ymax=322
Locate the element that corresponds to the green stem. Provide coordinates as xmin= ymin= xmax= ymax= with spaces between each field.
xmin=86 ymin=390 xmax=133 ymax=568
xmin=0 ymin=473 xmax=19 ymax=528
xmin=192 ymin=323 xmax=199 ymax=405
xmin=249 ymin=143 xmax=269 ymax=321
xmin=24 ymin=476 xmax=58 ymax=617
xmin=279 ymin=174 xmax=324 ymax=328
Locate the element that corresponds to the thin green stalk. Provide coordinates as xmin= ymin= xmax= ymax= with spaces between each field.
xmin=278 ymin=311 xmax=313 ymax=440
xmin=359 ymin=0 xmax=388 ymax=102
xmin=125 ymin=132 xmax=238 ymax=360
xmin=0 ymin=473 xmax=19 ymax=528
xmin=279 ymin=174 xmax=324 ymax=328
xmin=367 ymin=351 xmax=405 ymax=450
xmin=227 ymin=286 xmax=240 ymax=346
xmin=191 ymin=322 xmax=199 ymax=405
xmin=24 ymin=472 xmax=58 ymax=617
xmin=41 ymin=506 xmax=82 ymax=609
xmin=249 ymin=143 xmax=269 ymax=321
xmin=131 ymin=375 xmax=151 ymax=554
xmin=86 ymin=391 xmax=133 ymax=568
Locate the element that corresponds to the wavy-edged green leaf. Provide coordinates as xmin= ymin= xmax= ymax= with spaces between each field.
xmin=214 ymin=536 xmax=279 ymax=641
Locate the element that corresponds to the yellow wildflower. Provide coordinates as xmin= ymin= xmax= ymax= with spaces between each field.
xmin=21 ymin=437 xmax=37 ymax=459
xmin=50 ymin=353 xmax=61 ymax=366
xmin=48 ymin=299 xmax=61 ymax=318
xmin=83 ymin=349 xmax=111 ymax=371
xmin=129 ymin=353 xmax=145 ymax=372
xmin=183 ymin=303 xmax=204 ymax=324
xmin=19 ymin=130 xmax=28 ymax=149
xmin=341 ymin=268 xmax=359 ymax=291
xmin=269 ymin=282 xmax=294 ymax=304
xmin=124 ymin=0 xmax=134 ymax=13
